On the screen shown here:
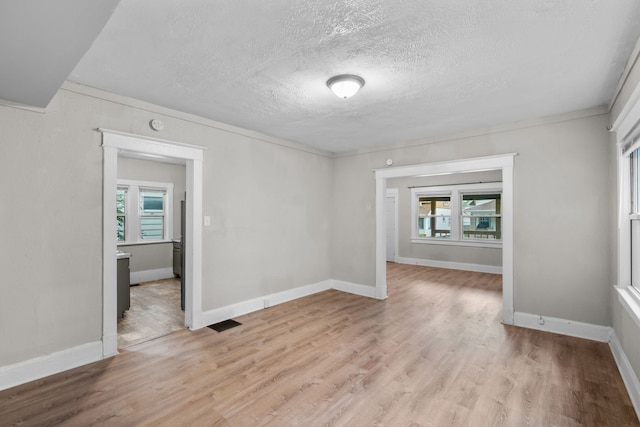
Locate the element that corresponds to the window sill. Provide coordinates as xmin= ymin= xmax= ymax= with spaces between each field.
xmin=410 ymin=238 xmax=502 ymax=249
xmin=117 ymin=240 xmax=174 ymax=247
xmin=617 ymin=285 xmax=640 ymax=330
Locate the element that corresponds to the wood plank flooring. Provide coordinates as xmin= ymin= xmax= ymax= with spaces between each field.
xmin=1 ymin=263 xmax=638 ymax=426
xmin=118 ymin=278 xmax=184 ymax=348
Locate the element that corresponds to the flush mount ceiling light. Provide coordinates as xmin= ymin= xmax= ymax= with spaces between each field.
xmin=326 ymin=74 xmax=365 ymax=99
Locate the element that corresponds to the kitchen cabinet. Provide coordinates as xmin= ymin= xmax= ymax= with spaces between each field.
xmin=117 ymin=252 xmax=131 ymax=319
xmin=173 ymin=240 xmax=182 ymax=278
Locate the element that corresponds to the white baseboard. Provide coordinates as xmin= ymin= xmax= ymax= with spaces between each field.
xmin=200 ymin=280 xmax=332 ymax=327
xmin=609 ymin=331 xmax=640 ymax=419
xmin=396 ymin=256 xmax=502 ymax=274
xmin=512 ymin=312 xmax=611 ymax=342
xmin=331 ymin=279 xmax=377 ymax=298
xmin=0 ymin=341 xmax=103 ymax=392
xmin=130 ymin=267 xmax=174 ymax=284
xmin=0 ymin=278 xmax=376 ymax=390
xmin=200 ymin=278 xmax=380 ymax=327
xmin=102 ymin=333 xmax=118 ymax=358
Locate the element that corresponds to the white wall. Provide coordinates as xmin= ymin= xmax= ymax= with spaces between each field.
xmin=0 ymin=87 xmax=103 ymax=367
xmin=0 ymin=76 xmax=628 ymax=388
xmin=332 ymin=111 xmax=612 ymax=326
xmin=0 ymin=82 xmax=333 ymax=367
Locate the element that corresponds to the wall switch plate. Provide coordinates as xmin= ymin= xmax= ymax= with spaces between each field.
xmin=203 ymin=216 xmax=211 ymax=227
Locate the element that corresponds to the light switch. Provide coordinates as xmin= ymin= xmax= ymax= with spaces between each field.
xmin=203 ymin=216 xmax=211 ymax=227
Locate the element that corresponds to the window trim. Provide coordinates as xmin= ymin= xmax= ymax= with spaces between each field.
xmin=411 ymin=182 xmax=503 ymax=248
xmin=612 ymin=82 xmax=640 ymax=328
xmin=116 ymin=179 xmax=173 ymax=245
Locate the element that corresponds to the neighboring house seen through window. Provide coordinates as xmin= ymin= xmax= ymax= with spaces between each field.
xmin=412 ymin=182 xmax=502 ymax=247
xmin=116 ymin=179 xmax=173 ymax=244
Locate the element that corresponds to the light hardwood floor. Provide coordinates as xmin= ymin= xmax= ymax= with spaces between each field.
xmin=1 ymin=263 xmax=638 ymax=426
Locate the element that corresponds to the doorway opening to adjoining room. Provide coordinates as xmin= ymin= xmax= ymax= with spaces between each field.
xmin=102 ymin=130 xmax=205 ymax=357
xmin=374 ymin=154 xmax=516 ymax=324
xmin=115 ymin=161 xmax=186 ymax=348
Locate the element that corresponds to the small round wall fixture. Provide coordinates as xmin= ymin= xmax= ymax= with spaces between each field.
xmin=149 ymin=119 xmax=164 ymax=131
xmin=327 ymin=74 xmax=365 ymax=99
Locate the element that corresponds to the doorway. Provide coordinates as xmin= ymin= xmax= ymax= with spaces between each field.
xmin=101 ymin=129 xmax=205 ymax=357
xmin=374 ymin=154 xmax=516 ymax=324
xmin=115 ymin=157 xmax=186 ymax=348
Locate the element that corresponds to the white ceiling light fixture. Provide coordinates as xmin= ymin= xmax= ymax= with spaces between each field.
xmin=327 ymin=74 xmax=365 ymax=99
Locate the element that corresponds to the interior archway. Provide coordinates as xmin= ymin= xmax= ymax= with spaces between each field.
xmin=374 ymin=154 xmax=516 ymax=324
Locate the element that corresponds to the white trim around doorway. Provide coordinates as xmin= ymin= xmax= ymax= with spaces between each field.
xmin=101 ymin=129 xmax=205 ymax=357
xmin=385 ymin=188 xmax=399 ymax=263
xmin=374 ymin=153 xmax=516 ymax=324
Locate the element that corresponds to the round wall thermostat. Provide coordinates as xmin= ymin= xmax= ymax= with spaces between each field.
xmin=386 ymin=159 xmax=393 ymax=166
xmin=150 ymin=119 xmax=164 ymax=131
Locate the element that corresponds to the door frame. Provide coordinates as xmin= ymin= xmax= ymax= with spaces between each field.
xmin=101 ymin=129 xmax=205 ymax=357
xmin=374 ymin=153 xmax=516 ymax=324
xmin=385 ymin=188 xmax=399 ymax=262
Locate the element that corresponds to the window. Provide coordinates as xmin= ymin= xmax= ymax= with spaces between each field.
xmin=614 ymin=102 xmax=640 ymax=329
xmin=417 ymin=195 xmax=451 ymax=238
xmin=412 ymin=183 xmax=502 ymax=247
xmin=116 ymin=187 xmax=127 ymax=242
xmin=630 ymin=148 xmax=640 ymax=292
xmin=462 ymin=194 xmax=501 ymax=240
xmin=117 ymin=180 xmax=173 ymax=244
xmin=140 ymin=190 xmax=165 ymax=240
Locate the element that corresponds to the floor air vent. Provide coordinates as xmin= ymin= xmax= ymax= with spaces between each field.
xmin=208 ymin=319 xmax=242 ymax=332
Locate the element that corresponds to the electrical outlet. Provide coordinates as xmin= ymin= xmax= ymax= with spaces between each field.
xmin=538 ymin=315 xmax=545 ymax=325
xmin=264 ymin=299 xmax=270 ymax=309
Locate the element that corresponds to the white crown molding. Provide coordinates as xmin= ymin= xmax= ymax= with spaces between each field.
xmin=609 ymin=33 xmax=640 ymax=114
xmin=61 ymin=81 xmax=332 ymax=158
xmin=0 ymin=98 xmax=46 ymax=114
xmin=335 ymin=107 xmax=608 ymax=159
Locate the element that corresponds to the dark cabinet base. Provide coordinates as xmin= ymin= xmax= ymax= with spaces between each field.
xmin=117 ymin=256 xmax=130 ymax=319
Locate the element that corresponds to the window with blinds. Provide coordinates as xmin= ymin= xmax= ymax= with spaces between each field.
xmin=116 ymin=180 xmax=173 ymax=244
xmin=139 ymin=190 xmax=165 ymax=240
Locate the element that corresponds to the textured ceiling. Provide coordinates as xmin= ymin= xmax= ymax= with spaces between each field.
xmin=69 ymin=0 xmax=640 ymax=153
